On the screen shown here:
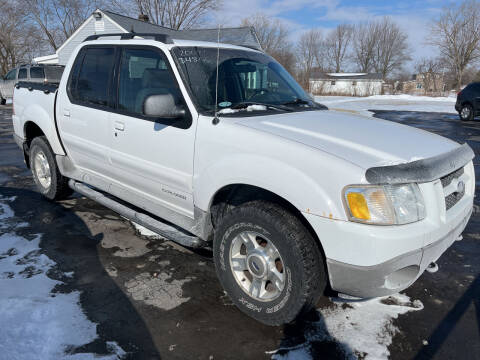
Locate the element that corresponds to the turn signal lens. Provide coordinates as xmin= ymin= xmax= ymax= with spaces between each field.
xmin=346 ymin=192 xmax=370 ymax=220
xmin=343 ymin=184 xmax=425 ymax=225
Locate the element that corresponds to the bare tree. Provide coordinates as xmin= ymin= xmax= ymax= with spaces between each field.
xmin=21 ymin=0 xmax=102 ymax=50
xmin=352 ymin=18 xmax=409 ymax=79
xmin=133 ymin=0 xmax=221 ymax=29
xmin=297 ymin=29 xmax=322 ymax=90
xmin=352 ymin=21 xmax=379 ymax=73
xmin=429 ymin=0 xmax=480 ymax=90
xmin=372 ymin=17 xmax=410 ymax=79
xmin=325 ymin=23 xmax=353 ymax=72
xmin=0 ymin=0 xmax=43 ymax=74
xmin=241 ymin=13 xmax=296 ymax=73
xmin=415 ymin=57 xmax=445 ymax=95
xmin=241 ymin=14 xmax=288 ymax=54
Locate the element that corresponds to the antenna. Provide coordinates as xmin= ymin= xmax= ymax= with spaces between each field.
xmin=212 ymin=24 xmax=221 ymax=125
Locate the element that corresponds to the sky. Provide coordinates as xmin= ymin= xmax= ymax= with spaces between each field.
xmin=213 ymin=0 xmax=458 ymax=71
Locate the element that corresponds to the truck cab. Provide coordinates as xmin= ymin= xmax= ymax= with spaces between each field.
xmin=12 ymin=33 xmax=475 ymax=326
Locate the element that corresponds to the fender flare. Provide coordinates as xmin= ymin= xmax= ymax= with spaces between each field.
xmin=194 ymin=154 xmax=344 ymax=220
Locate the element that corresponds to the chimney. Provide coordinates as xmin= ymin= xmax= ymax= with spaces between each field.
xmin=138 ymin=14 xmax=149 ymax=22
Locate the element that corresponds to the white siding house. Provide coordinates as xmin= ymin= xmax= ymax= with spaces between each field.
xmin=309 ymin=72 xmax=383 ymax=96
xmin=34 ymin=9 xmax=261 ymax=65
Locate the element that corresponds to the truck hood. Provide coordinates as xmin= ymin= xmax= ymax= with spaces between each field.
xmin=234 ymin=110 xmax=460 ymax=169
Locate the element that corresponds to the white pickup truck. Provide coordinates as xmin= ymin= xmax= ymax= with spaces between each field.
xmin=12 ymin=33 xmax=475 ymax=325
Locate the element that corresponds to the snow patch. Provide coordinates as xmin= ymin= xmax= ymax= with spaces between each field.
xmin=271 ymin=293 xmax=423 ymax=360
xmin=0 ymin=196 xmax=125 ymax=359
xmin=131 ymin=222 xmax=163 ymax=239
xmin=218 ymin=104 xmax=267 ymax=114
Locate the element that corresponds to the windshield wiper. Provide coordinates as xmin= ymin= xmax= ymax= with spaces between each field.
xmin=281 ymin=98 xmax=312 ymax=106
xmin=230 ymin=102 xmax=294 ymax=112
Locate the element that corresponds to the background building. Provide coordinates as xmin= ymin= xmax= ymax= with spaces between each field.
xmin=34 ymin=9 xmax=261 ymax=65
xmin=309 ymin=72 xmax=383 ymax=96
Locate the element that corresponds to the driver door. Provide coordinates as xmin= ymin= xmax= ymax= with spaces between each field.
xmin=108 ymin=46 xmax=196 ymax=219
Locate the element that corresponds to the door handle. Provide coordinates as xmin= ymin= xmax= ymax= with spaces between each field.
xmin=114 ymin=121 xmax=125 ymax=131
xmin=63 ymin=109 xmax=70 ymax=117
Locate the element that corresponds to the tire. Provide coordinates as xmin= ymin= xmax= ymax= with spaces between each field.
xmin=0 ymin=97 xmax=6 ymax=105
xmin=29 ymin=136 xmax=72 ymax=200
xmin=213 ymin=200 xmax=326 ymax=326
xmin=459 ymin=104 xmax=474 ymax=121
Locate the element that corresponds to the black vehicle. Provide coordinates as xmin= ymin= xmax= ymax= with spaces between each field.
xmin=455 ymin=82 xmax=480 ymax=121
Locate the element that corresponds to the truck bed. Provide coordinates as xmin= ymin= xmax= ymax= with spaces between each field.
xmin=12 ymin=81 xmax=65 ymax=156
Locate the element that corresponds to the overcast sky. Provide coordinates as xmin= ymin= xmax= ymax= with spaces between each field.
xmin=213 ymin=0 xmax=458 ymax=70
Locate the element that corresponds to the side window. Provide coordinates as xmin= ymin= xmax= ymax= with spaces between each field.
xmin=18 ymin=68 xmax=27 ymax=80
xmin=30 ymin=67 xmax=45 ymax=79
xmin=69 ymin=47 xmax=115 ymax=106
xmin=118 ymin=48 xmax=180 ymax=115
xmin=5 ymin=69 xmax=16 ymax=80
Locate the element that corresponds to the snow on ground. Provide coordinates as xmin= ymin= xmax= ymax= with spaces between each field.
xmin=0 ymin=196 xmax=126 ymax=360
xmin=271 ymin=294 xmax=423 ymax=360
xmin=315 ymin=94 xmax=457 ymax=117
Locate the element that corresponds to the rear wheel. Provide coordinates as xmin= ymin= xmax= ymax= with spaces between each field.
xmin=213 ymin=201 xmax=326 ymax=326
xmin=29 ymin=136 xmax=72 ymax=200
xmin=0 ymin=97 xmax=6 ymax=105
xmin=459 ymin=104 xmax=474 ymax=121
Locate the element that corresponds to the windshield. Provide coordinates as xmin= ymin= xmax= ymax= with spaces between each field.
xmin=171 ymin=47 xmax=319 ymax=114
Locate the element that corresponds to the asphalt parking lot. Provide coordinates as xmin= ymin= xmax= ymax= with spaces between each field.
xmin=0 ymin=105 xmax=479 ymax=360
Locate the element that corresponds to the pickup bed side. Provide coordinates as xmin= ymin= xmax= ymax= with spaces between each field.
xmin=12 ymin=82 xmax=65 ymax=163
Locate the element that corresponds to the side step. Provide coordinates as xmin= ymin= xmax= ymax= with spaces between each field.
xmin=68 ymin=180 xmax=205 ymax=248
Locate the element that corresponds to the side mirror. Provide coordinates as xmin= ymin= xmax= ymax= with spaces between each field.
xmin=143 ymin=94 xmax=186 ymax=119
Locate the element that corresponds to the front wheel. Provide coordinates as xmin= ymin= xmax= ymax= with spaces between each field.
xmin=213 ymin=201 xmax=326 ymax=326
xmin=459 ymin=104 xmax=474 ymax=121
xmin=29 ymin=136 xmax=72 ymax=200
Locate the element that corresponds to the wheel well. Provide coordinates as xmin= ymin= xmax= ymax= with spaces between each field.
xmin=210 ymin=184 xmax=328 ymax=263
xmin=24 ymin=121 xmax=45 ymax=147
xmin=22 ymin=122 xmax=45 ymax=168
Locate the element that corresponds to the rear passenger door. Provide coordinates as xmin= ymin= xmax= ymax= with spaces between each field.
xmin=107 ymin=46 xmax=196 ymax=218
xmin=57 ymin=46 xmax=117 ymax=182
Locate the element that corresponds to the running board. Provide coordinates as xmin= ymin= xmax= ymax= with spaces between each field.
xmin=68 ymin=180 xmax=205 ymax=248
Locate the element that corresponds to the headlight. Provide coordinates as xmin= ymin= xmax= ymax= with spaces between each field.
xmin=343 ymin=184 xmax=426 ymax=225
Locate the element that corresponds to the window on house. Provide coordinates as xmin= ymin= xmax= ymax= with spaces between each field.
xmin=331 ymin=81 xmax=336 ymax=85
xmin=416 ymin=83 xmax=422 ymax=89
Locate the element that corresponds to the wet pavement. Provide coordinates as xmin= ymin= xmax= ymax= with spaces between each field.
xmin=0 ymin=105 xmax=479 ymax=359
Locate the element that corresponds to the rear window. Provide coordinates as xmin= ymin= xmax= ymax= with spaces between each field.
xmin=18 ymin=68 xmax=27 ymax=80
xmin=69 ymin=47 xmax=115 ymax=106
xmin=4 ymin=69 xmax=16 ymax=80
xmin=30 ymin=67 xmax=45 ymax=79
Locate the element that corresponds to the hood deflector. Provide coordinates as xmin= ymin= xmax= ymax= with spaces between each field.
xmin=365 ymin=143 xmax=475 ymax=184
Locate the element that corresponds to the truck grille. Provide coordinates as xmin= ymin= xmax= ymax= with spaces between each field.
xmin=440 ymin=167 xmax=465 ymax=211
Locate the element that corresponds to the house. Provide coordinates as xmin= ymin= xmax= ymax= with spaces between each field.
xmin=34 ymin=9 xmax=261 ymax=65
xmin=402 ymin=73 xmax=446 ymax=96
xmin=309 ymin=72 xmax=384 ymax=96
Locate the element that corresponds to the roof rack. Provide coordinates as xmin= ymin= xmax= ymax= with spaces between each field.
xmin=84 ymin=33 xmax=173 ymax=44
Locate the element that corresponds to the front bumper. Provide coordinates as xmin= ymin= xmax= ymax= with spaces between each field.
xmin=326 ymin=206 xmax=471 ymax=298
